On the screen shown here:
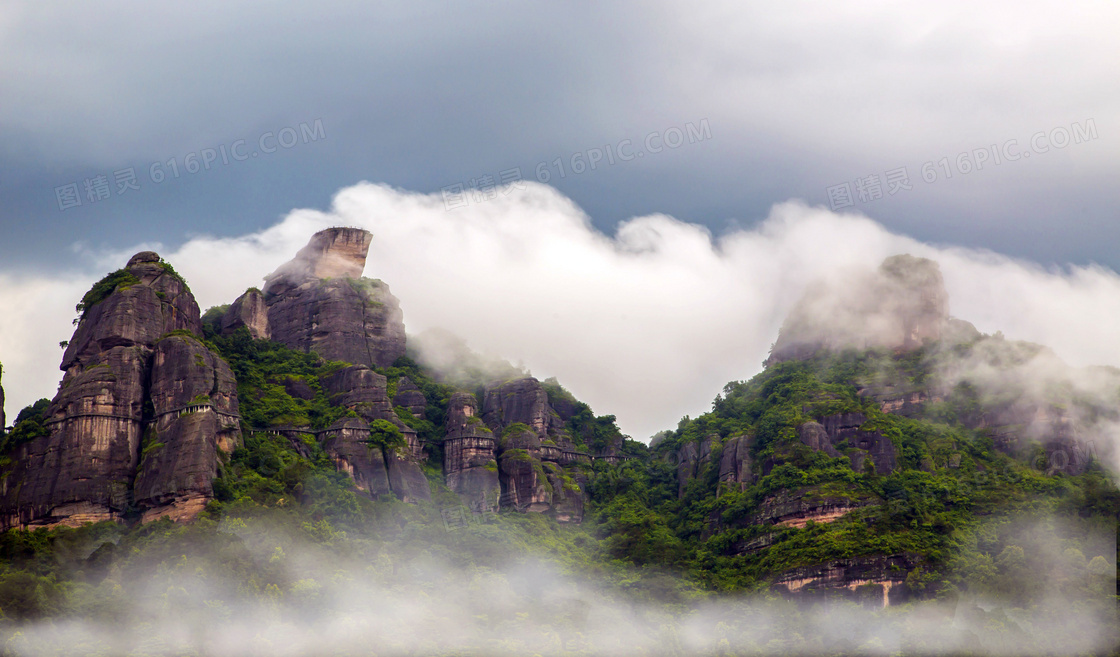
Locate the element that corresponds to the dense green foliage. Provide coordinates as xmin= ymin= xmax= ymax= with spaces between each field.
xmin=589 ymin=345 xmax=1120 ymax=603
xmin=74 ymin=269 xmax=139 ymax=319
xmin=0 ymin=398 xmax=50 ymax=455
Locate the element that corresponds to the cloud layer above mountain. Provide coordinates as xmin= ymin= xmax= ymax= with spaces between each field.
xmin=4 ymin=183 xmax=1120 ymax=441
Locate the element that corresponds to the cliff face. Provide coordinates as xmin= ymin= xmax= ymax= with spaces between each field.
xmin=132 ymin=336 xmax=241 ymax=522
xmin=0 ymin=253 xmax=240 ymax=529
xmin=392 ymin=377 xmax=426 ymax=419
xmin=442 ymin=393 xmax=500 ymax=512
xmin=319 ymin=365 xmax=430 ymax=502
xmin=473 ymin=378 xmax=590 ymax=521
xmin=262 ymin=227 xmax=373 ymax=293
xmin=226 ymin=228 xmax=406 ymax=369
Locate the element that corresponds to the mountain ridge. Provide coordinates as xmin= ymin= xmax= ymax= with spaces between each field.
xmin=0 ymin=229 xmax=1115 ymax=639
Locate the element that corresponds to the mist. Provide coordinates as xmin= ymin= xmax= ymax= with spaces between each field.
xmin=3 ymin=511 xmax=1114 ymax=657
xmin=6 ymin=183 xmax=1120 ymax=443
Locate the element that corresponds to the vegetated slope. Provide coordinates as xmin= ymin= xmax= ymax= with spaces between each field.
xmin=594 ymin=337 xmax=1119 ymax=605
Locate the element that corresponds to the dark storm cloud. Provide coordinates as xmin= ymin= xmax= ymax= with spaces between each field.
xmin=1 ymin=1 xmax=1117 ymax=271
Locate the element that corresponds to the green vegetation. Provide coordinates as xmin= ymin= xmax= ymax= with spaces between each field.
xmin=74 ymin=269 xmax=139 ymax=319
xmin=0 ymin=399 xmax=51 ymax=455
xmin=587 ymin=345 xmax=1120 ymax=601
xmin=204 ymin=327 xmax=349 ymax=430
xmin=2 ymin=318 xmax=1116 ymax=653
xmin=366 ymin=418 xmax=406 ymax=453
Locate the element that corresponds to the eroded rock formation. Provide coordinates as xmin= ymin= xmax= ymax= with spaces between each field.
xmin=773 ymin=554 xmax=920 ymax=608
xmin=227 ymin=228 xmax=406 ymax=368
xmin=718 ymin=434 xmax=754 ymax=491
xmin=263 ymin=227 xmax=373 ymax=293
xmin=800 ymin=412 xmax=897 ymax=475
xmin=466 ymin=378 xmax=591 ymax=521
xmin=320 ymin=417 xmax=392 ymax=498
xmin=219 ymin=288 xmax=269 ymax=339
xmin=443 ymin=393 xmax=500 ymax=512
xmin=392 ymin=377 xmax=427 ymax=420
xmin=319 ymin=365 xmax=431 ymax=502
xmin=133 ymin=336 xmax=241 ymax=522
xmin=0 ymin=253 xmax=240 ymax=529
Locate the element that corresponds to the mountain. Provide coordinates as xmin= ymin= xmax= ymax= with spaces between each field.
xmin=0 ymin=228 xmax=628 ymax=530
xmin=0 ymin=252 xmax=240 ymax=528
xmin=631 ymin=254 xmax=1117 ymax=600
xmin=0 ymin=234 xmax=1115 ymax=653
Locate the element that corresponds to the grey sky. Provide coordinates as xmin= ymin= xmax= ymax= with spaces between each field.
xmin=1 ymin=2 xmax=1117 ymax=271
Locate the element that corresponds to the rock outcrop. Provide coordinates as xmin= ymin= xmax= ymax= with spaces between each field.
xmin=802 ymin=412 xmax=897 ymax=475
xmin=319 ymin=365 xmax=431 ymax=502
xmin=677 ymin=434 xmax=717 ymax=497
xmin=219 ymin=288 xmax=269 ymax=339
xmin=718 ymin=434 xmax=755 ymax=492
xmin=749 ymin=488 xmax=872 ymax=528
xmin=263 ymin=227 xmax=373 ymax=293
xmin=133 ymin=336 xmax=241 ymax=522
xmin=226 ymin=228 xmax=406 ymax=368
xmin=320 ymin=417 xmax=392 ymax=498
xmin=443 ymin=393 xmax=500 ymax=512
xmin=0 ymin=253 xmax=240 ymax=529
xmin=773 ymin=554 xmax=920 ymax=608
xmin=392 ymin=377 xmax=427 ymax=419
xmin=767 ymin=255 xmax=950 ymax=365
xmin=474 ymin=378 xmax=590 ymax=521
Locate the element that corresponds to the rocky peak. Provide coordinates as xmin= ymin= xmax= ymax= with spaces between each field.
xmin=229 ymin=228 xmax=406 ymax=368
xmin=0 ymin=253 xmax=240 ymax=529
xmin=63 ymin=252 xmax=201 ymax=373
xmin=262 ymin=227 xmax=372 ymax=295
xmin=767 ymin=254 xmax=950 ymax=365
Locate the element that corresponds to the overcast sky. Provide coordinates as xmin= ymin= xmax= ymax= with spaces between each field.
xmin=1 ymin=2 xmax=1119 ymax=437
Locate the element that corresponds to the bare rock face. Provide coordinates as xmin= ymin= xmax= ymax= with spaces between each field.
xmin=479 ymin=378 xmax=589 ymax=520
xmin=263 ymin=227 xmax=373 ymax=295
xmin=483 ymin=378 xmax=556 ymax=436
xmin=62 ymin=253 xmax=201 ymax=375
xmin=2 ymin=346 xmax=147 ymax=528
xmin=265 ymin=278 xmax=406 ymax=368
xmin=319 ymin=364 xmax=430 ymax=501
xmin=320 ymin=417 xmax=392 ymax=498
xmin=676 ymin=434 xmax=717 ymax=497
xmin=237 ymin=228 xmax=405 ymax=369
xmin=806 ymin=413 xmax=896 ymax=475
xmin=767 ymin=255 xmax=949 ymax=365
xmin=772 ymin=554 xmax=920 ymax=607
xmin=322 ymin=365 xmax=396 ymax=421
xmin=220 ymin=288 xmax=269 ymax=339
xmin=798 ymin=421 xmax=841 ymax=458
xmin=385 ymin=452 xmax=431 ymax=504
xmin=392 ymin=377 xmax=427 ymax=420
xmin=497 ymin=424 xmax=551 ymax=512
xmin=133 ymin=336 xmax=241 ymax=522
xmin=0 ymin=253 xmax=240 ymax=529
xmin=718 ymin=434 xmax=755 ymax=491
xmin=443 ymin=393 xmax=500 ymax=512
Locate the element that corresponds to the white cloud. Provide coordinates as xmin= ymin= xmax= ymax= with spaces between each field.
xmin=4 ymin=183 xmax=1120 ymax=442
